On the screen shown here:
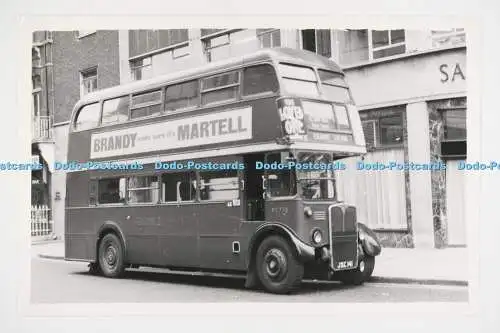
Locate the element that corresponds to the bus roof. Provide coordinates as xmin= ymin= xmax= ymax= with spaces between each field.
xmin=76 ymin=48 xmax=343 ymax=106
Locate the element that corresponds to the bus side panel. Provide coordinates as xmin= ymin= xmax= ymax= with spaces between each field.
xmin=197 ymin=202 xmax=246 ymax=271
xmin=65 ymin=208 xmax=99 ymax=261
xmin=65 ymin=171 xmax=96 ymax=261
xmin=157 ymin=204 xmax=199 ymax=268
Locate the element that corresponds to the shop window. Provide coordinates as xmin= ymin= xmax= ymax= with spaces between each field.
xmin=361 ymin=112 xmax=404 ymax=149
xmin=442 ymin=108 xmax=466 ymax=141
xmin=257 ymin=29 xmax=281 ymax=48
xmin=301 ymin=29 xmax=331 ymax=58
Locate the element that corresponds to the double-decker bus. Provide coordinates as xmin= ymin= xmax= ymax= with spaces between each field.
xmin=64 ymin=47 xmax=382 ymax=294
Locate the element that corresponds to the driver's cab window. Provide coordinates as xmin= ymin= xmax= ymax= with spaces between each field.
xmin=296 ymin=152 xmax=336 ymax=200
xmin=265 ymin=152 xmax=297 ymax=198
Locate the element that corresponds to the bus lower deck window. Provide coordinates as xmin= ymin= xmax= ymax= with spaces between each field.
xmin=98 ymin=178 xmax=126 ymax=204
xmin=161 ymin=172 xmax=196 ymax=202
xmin=199 ymin=170 xmax=239 ymax=201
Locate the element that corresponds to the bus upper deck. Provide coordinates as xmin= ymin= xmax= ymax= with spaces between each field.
xmin=67 ymin=47 xmax=366 ymax=165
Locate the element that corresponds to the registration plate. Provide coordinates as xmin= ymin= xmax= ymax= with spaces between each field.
xmin=336 ymin=260 xmax=354 ymax=269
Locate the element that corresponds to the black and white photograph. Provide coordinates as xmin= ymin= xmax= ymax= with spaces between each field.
xmin=4 ymin=0 xmax=500 ymax=331
xmin=28 ymin=28 xmax=470 ymax=303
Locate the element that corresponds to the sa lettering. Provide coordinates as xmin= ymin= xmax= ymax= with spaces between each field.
xmin=440 ymin=63 xmax=465 ymax=83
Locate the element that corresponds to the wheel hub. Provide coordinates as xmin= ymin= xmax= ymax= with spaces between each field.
xmin=105 ymin=246 xmax=117 ymax=266
xmin=264 ymin=248 xmax=287 ymax=281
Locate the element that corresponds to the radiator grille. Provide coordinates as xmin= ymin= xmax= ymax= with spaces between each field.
xmin=312 ymin=210 xmax=327 ymax=221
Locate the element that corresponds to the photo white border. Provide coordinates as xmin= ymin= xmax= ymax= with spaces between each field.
xmin=2 ymin=0 xmax=498 ymax=332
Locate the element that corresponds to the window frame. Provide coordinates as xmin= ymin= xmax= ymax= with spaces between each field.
xmin=300 ymin=29 xmax=333 ymax=58
xmin=160 ymin=171 xmax=198 ymax=204
xmin=80 ymin=67 xmax=98 ymax=97
xmin=441 ymin=107 xmax=466 ymax=142
xmin=368 ymin=30 xmax=406 ymax=60
xmin=126 ymin=174 xmax=161 ymax=205
xmin=198 ymin=170 xmax=240 ymax=202
xmin=164 ymin=79 xmax=200 ymax=113
xmin=378 ymin=114 xmax=404 ymax=147
xmin=73 ymin=102 xmax=101 ymax=131
xmin=242 ymin=63 xmax=280 ymax=97
xmin=200 ymin=70 xmax=242 ymax=106
xmin=130 ymin=56 xmax=153 ymax=81
xmin=100 ymin=95 xmax=131 ymax=126
xmin=257 ymin=29 xmax=281 ymax=48
xmin=129 ymin=88 xmax=164 ymax=120
xmin=96 ymin=176 xmax=127 ymax=206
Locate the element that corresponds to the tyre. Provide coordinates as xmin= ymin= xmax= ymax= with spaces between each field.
xmin=338 ymin=255 xmax=375 ymax=285
xmin=88 ymin=262 xmax=101 ymax=275
xmin=98 ymin=233 xmax=126 ymax=278
xmin=255 ymin=235 xmax=304 ymax=294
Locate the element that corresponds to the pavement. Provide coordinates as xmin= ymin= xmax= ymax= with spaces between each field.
xmin=31 ymin=240 xmax=469 ymax=287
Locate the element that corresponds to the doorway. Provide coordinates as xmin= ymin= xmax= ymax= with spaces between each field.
xmin=243 ymin=153 xmax=265 ymax=221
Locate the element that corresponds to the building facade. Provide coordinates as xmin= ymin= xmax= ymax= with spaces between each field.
xmin=36 ymin=28 xmax=467 ymax=249
xmin=32 ymin=30 xmax=121 ymax=238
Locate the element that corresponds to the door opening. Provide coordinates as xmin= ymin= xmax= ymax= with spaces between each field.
xmin=244 ymin=153 xmax=265 ymax=221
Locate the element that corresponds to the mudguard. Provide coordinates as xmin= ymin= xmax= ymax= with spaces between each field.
xmin=357 ymin=222 xmax=382 ymax=257
xmin=248 ymin=223 xmax=316 ymax=265
xmin=95 ymin=221 xmax=127 ymax=260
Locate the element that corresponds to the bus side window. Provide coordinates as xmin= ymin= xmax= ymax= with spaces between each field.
xmin=201 ymin=71 xmax=240 ymax=105
xmin=102 ymin=96 xmax=130 ymax=125
xmin=98 ymin=177 xmax=126 ymax=204
xmin=165 ymin=80 xmax=199 ymax=112
xmin=127 ymin=176 xmax=159 ymax=204
xmin=161 ymin=172 xmax=196 ymax=202
xmin=89 ymin=179 xmax=98 ymax=205
xmin=199 ymin=170 xmax=239 ymax=201
xmin=243 ymin=64 xmax=279 ymax=96
xmin=74 ymin=103 xmax=100 ymax=131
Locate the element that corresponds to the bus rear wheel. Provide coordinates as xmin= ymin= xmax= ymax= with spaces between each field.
xmin=98 ymin=233 xmax=126 ymax=278
xmin=256 ymin=235 xmax=304 ymax=294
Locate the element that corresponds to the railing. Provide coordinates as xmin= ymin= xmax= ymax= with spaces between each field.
xmin=31 ymin=205 xmax=53 ymax=236
xmin=32 ymin=116 xmax=53 ymax=141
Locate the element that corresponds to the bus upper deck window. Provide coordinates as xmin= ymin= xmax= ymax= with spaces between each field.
xmin=74 ymin=103 xmax=100 ymax=131
xmin=318 ymin=69 xmax=352 ymax=104
xmin=102 ymin=96 xmax=130 ymax=125
xmin=243 ymin=64 xmax=279 ymax=96
xmin=278 ymin=63 xmax=319 ymax=98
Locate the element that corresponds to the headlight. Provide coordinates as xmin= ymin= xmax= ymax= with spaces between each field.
xmin=312 ymin=229 xmax=323 ymax=244
xmin=304 ymin=206 xmax=313 ymax=217
xmin=359 ymin=230 xmax=365 ymax=241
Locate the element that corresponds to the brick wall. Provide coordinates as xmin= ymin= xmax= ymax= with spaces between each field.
xmin=52 ymin=31 xmax=120 ymax=123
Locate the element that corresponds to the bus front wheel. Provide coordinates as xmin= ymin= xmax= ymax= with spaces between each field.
xmin=337 ymin=255 xmax=375 ymax=285
xmin=256 ymin=235 xmax=304 ymax=294
xmin=98 ymin=233 xmax=126 ymax=278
